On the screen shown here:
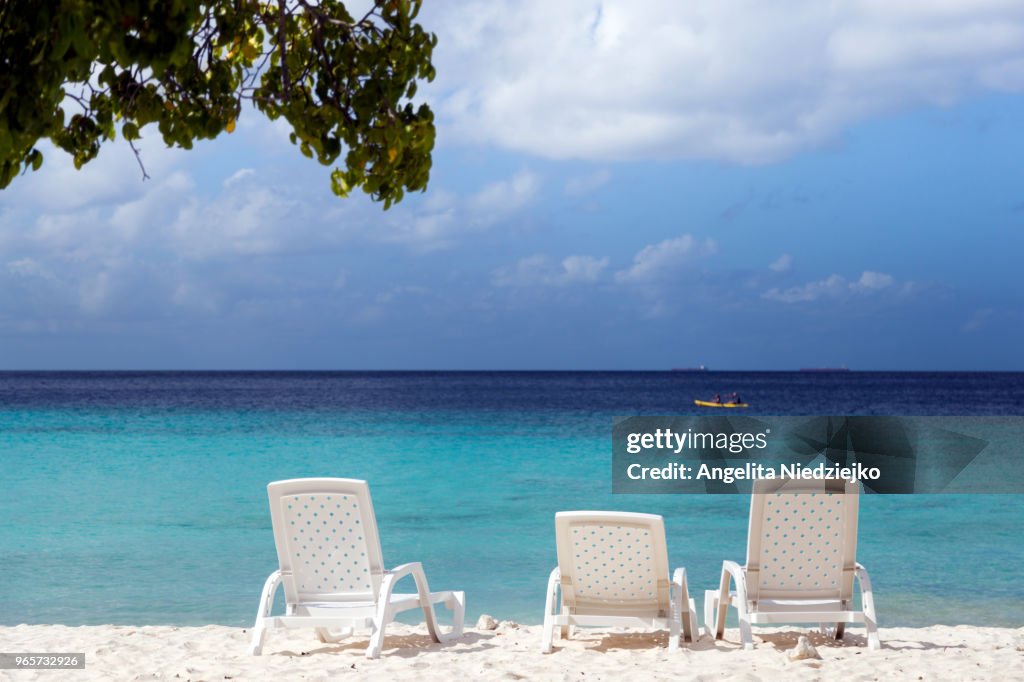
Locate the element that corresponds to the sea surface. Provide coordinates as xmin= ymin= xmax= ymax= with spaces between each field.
xmin=1 ymin=371 xmax=1022 ymax=628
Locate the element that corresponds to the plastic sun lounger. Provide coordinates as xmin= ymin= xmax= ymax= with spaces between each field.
xmin=705 ymin=478 xmax=880 ymax=650
xmin=249 ymin=478 xmax=465 ymax=658
xmin=541 ymin=511 xmax=698 ymax=653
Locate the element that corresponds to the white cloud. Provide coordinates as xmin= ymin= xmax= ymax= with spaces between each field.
xmin=12 ymin=138 xmax=179 ymax=212
xmin=962 ymin=307 xmax=994 ymax=332
xmin=0 ymin=143 xmax=550 ymax=332
xmin=78 ymin=271 xmax=113 ymax=314
xmin=468 ymin=170 xmax=540 ymax=215
xmin=762 ymin=270 xmax=897 ymax=303
xmin=7 ymin=257 xmax=51 ymax=279
xmin=29 ymin=209 xmax=104 ymax=254
xmin=492 ymin=253 xmax=609 ymax=287
xmin=374 ymin=189 xmax=459 ymax=251
xmin=158 ymin=172 xmax=358 ymax=261
xmin=564 ymin=169 xmax=612 ymax=197
xmin=855 ymin=270 xmax=894 ymax=290
xmin=168 ymin=186 xmax=301 ymax=260
xmin=426 ymin=0 xmax=1024 ymax=163
xmin=492 ymin=255 xmax=551 ymax=287
xmin=375 ymin=285 xmax=429 ymax=305
xmin=0 ymin=161 xmax=359 ymax=329
xmin=377 ymin=171 xmax=540 ymax=251
xmin=614 ymin=235 xmax=717 ymax=283
xmin=561 ymin=255 xmax=609 ymax=283
xmin=171 ymin=280 xmax=223 ymax=314
xmin=769 ymin=253 xmax=793 ymax=272
xmin=110 ymin=172 xmax=194 ymax=241
xmin=223 ymin=168 xmax=256 ymax=188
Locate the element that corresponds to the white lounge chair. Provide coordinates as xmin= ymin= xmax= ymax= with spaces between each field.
xmin=541 ymin=511 xmax=697 ymax=653
xmin=249 ymin=478 xmax=465 ymax=658
xmin=705 ymin=478 xmax=880 ymax=650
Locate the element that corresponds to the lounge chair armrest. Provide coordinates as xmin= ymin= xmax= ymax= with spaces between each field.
xmin=720 ymin=560 xmax=746 ymax=600
xmin=380 ymin=562 xmax=451 ymax=646
xmin=671 ymin=567 xmax=690 ymax=600
xmin=545 ymin=567 xmax=561 ymax=616
xmin=853 ymin=563 xmax=875 ymax=601
xmin=385 ymin=562 xmax=424 ymax=581
xmin=672 ymin=567 xmax=695 ymax=642
xmin=382 ymin=562 xmax=435 ymax=607
xmin=547 ymin=567 xmax=561 ymax=600
xmin=714 ymin=560 xmax=747 ymax=639
xmin=256 ymin=570 xmax=282 ymax=619
xmin=542 ymin=567 xmax=562 ymax=653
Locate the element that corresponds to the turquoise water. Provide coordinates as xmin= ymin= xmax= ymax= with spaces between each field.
xmin=3 ymin=396 xmax=1022 ymax=628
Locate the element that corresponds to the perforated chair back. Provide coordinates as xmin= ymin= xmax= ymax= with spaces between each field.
xmin=745 ymin=478 xmax=860 ymax=605
xmin=267 ymin=478 xmax=385 ymax=605
xmin=554 ymin=511 xmax=671 ymax=617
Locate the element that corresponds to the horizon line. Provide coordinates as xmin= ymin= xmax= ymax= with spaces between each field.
xmin=1 ymin=368 xmax=1022 ymax=373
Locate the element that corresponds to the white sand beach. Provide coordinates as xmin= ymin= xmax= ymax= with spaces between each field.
xmin=2 ymin=622 xmax=1021 ymax=681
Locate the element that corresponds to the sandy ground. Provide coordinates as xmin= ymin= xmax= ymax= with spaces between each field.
xmin=1 ymin=621 xmax=1021 ymax=681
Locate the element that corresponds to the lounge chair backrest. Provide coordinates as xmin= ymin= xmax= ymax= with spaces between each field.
xmin=554 ymin=511 xmax=670 ymax=616
xmin=745 ymin=478 xmax=860 ymax=604
xmin=267 ymin=478 xmax=385 ymax=604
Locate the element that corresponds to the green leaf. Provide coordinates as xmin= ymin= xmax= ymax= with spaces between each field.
xmin=0 ymin=0 xmax=436 ymax=206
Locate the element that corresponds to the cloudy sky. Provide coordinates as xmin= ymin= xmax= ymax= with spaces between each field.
xmin=2 ymin=0 xmax=1023 ymax=369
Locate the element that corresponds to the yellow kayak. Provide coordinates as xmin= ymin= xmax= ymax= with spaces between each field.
xmin=694 ymin=400 xmax=749 ymax=408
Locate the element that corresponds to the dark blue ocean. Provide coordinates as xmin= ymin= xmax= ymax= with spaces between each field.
xmin=2 ymin=371 xmax=1021 ymax=627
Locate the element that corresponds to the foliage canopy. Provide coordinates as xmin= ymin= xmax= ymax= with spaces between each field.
xmin=0 ymin=0 xmax=437 ymax=207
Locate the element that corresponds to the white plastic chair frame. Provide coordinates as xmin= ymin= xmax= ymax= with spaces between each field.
xmin=705 ymin=478 xmax=880 ymax=650
xmin=542 ymin=511 xmax=697 ymax=653
xmin=249 ymin=478 xmax=465 ymax=658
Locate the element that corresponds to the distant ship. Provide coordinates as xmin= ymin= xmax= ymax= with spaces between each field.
xmin=799 ymin=367 xmax=850 ymax=372
xmin=671 ymin=365 xmax=709 ymax=372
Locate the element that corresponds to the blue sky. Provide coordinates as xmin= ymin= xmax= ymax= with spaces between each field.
xmin=1 ymin=0 xmax=1023 ymax=369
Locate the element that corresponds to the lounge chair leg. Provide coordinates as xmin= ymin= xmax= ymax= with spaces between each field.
xmin=835 ymin=622 xmax=845 ymax=640
xmin=367 ymin=619 xmax=387 ymax=659
xmin=367 ymin=590 xmax=393 ymax=659
xmin=855 ymin=563 xmax=881 ymax=650
xmin=866 ymin=624 xmax=880 ymax=650
xmin=542 ymin=567 xmax=561 ymax=653
xmin=864 ymin=606 xmax=881 ymax=650
xmin=703 ymin=590 xmax=717 ymax=639
xmin=669 ymin=567 xmax=695 ymax=648
xmin=541 ymin=616 xmax=556 ymax=653
xmin=716 ymin=572 xmax=730 ymax=639
xmin=669 ymin=610 xmax=680 ymax=652
xmin=739 ymin=616 xmax=754 ymax=651
xmin=248 ymin=621 xmax=267 ymax=656
xmin=249 ymin=571 xmax=281 ymax=656
xmin=447 ymin=591 xmax=466 ymax=636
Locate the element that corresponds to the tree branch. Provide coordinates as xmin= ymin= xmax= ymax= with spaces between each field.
xmin=127 ymin=137 xmax=150 ymax=181
xmin=278 ymin=0 xmax=290 ymax=101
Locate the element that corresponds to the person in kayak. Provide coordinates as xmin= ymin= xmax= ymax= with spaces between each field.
xmin=712 ymin=393 xmax=722 ymax=404
xmin=729 ymin=392 xmax=742 ymax=404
